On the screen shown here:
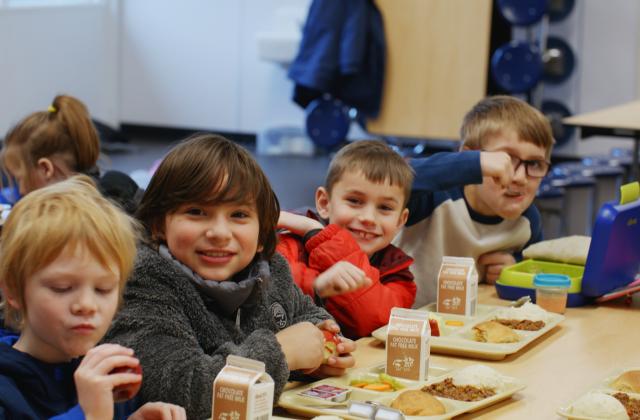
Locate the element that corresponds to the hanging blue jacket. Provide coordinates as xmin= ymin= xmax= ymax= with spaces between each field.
xmin=0 ymin=332 xmax=137 ymax=419
xmin=288 ymin=0 xmax=385 ymax=117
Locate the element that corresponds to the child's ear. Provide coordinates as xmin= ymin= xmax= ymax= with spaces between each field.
xmin=1 ymin=286 xmax=21 ymax=311
xmin=315 ymin=187 xmax=331 ymax=219
xmin=36 ymin=157 xmax=56 ymax=181
xmin=398 ymin=208 xmax=409 ymax=227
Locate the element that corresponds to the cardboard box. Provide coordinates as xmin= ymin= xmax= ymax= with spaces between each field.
xmin=437 ymin=256 xmax=478 ymax=316
xmin=386 ymin=307 xmax=430 ymax=381
xmin=212 ymin=355 xmax=274 ymax=420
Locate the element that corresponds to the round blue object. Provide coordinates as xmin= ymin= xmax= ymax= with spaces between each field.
xmin=497 ymin=0 xmax=547 ymax=26
xmin=533 ymin=273 xmax=571 ymax=288
xmin=305 ymin=97 xmax=350 ymax=149
xmin=491 ymin=41 xmax=543 ymax=93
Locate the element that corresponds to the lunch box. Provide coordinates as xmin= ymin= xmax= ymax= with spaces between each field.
xmin=497 ymin=182 xmax=640 ymax=306
xmin=496 ymin=259 xmax=587 ymax=307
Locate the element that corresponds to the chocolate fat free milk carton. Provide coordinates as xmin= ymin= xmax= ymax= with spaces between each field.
xmin=212 ymin=355 xmax=274 ymax=420
xmin=437 ymin=256 xmax=478 ymax=316
xmin=386 ymin=307 xmax=430 ymax=381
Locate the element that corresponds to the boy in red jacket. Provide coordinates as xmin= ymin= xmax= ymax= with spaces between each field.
xmin=277 ymin=140 xmax=416 ymax=339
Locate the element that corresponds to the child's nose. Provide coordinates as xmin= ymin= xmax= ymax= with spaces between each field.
xmin=358 ymin=206 xmax=376 ymax=224
xmin=205 ymin=220 xmax=232 ymax=241
xmin=71 ymin=290 xmax=97 ymax=315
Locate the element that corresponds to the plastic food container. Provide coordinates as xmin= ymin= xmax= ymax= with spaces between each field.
xmin=495 ymin=259 xmax=588 ymax=307
xmin=533 ymin=273 xmax=571 ymax=314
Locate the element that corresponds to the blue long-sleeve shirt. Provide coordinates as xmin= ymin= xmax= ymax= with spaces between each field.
xmin=0 ymin=333 xmax=137 ymax=419
xmin=393 ymin=151 xmax=542 ymax=307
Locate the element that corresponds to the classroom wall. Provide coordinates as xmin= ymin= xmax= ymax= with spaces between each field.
xmin=119 ymin=0 xmax=308 ymax=134
xmin=0 ymin=1 xmax=119 ymax=134
xmin=1 ymin=0 xmax=639 ymax=158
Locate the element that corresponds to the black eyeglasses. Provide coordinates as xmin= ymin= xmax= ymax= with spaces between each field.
xmin=482 ymin=150 xmax=550 ymax=178
xmin=509 ymin=155 xmax=550 ymax=178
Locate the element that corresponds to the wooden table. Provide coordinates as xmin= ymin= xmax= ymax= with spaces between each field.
xmin=563 ymin=100 xmax=640 ymax=180
xmin=279 ymin=285 xmax=640 ymax=419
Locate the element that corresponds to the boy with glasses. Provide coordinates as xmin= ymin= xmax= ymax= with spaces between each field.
xmin=394 ymin=95 xmax=554 ymax=307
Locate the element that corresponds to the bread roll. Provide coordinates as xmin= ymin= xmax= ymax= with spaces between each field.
xmin=473 ymin=321 xmax=520 ymax=343
xmin=612 ymin=370 xmax=640 ymax=393
xmin=390 ymin=390 xmax=446 ymax=415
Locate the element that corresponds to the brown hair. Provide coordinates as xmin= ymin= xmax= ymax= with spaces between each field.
xmin=136 ymin=133 xmax=280 ymax=258
xmin=3 ymin=95 xmax=100 ymax=188
xmin=460 ymin=95 xmax=555 ymax=158
xmin=324 ymin=140 xmax=414 ymax=207
xmin=0 ymin=175 xmax=139 ymax=329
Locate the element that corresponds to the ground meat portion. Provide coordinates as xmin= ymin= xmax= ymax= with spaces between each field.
xmin=421 ymin=378 xmax=495 ymax=402
xmin=613 ymin=392 xmax=640 ymax=420
xmin=495 ymin=319 xmax=545 ymax=331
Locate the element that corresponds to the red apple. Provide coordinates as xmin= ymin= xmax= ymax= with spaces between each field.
xmin=322 ymin=330 xmax=341 ymax=362
xmin=110 ymin=363 xmax=143 ymax=402
xmin=429 ymin=318 xmax=440 ymax=337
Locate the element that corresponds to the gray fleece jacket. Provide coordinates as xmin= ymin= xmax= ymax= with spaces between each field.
xmin=104 ymin=244 xmax=331 ymax=420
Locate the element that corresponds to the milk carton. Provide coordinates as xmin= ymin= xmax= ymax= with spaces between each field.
xmin=212 ymin=355 xmax=274 ymax=420
xmin=386 ymin=307 xmax=430 ymax=381
xmin=437 ymin=256 xmax=478 ymax=316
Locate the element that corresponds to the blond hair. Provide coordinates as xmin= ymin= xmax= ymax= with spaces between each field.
xmin=460 ymin=95 xmax=555 ymax=158
xmin=0 ymin=175 xmax=138 ymax=329
xmin=3 ymin=95 xmax=100 ymax=190
xmin=324 ymin=140 xmax=414 ymax=207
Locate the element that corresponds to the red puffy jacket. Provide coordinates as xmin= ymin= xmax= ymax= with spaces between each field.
xmin=277 ymin=224 xmax=416 ymax=339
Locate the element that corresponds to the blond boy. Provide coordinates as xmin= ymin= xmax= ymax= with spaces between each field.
xmin=394 ymin=95 xmax=555 ymax=307
xmin=0 ymin=175 xmax=184 ymax=419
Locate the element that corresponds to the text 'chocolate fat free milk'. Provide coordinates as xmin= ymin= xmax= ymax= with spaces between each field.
xmin=212 ymin=355 xmax=274 ymax=420
xmin=386 ymin=307 xmax=430 ymax=381
xmin=437 ymin=256 xmax=478 ymax=316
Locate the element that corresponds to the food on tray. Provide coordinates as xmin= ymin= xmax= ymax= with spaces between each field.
xmin=613 ymin=393 xmax=640 ymax=420
xmin=390 ymin=390 xmax=446 ymax=416
xmin=451 ymin=365 xmax=506 ymax=391
xmin=445 ymin=319 xmax=464 ymax=327
xmin=569 ymin=392 xmax=629 ymax=419
xmin=422 ymin=365 xmax=504 ymax=402
xmin=612 ymin=370 xmax=640 ymax=393
xmin=349 ymin=373 xmax=404 ymax=392
xmin=429 ymin=313 xmax=444 ymax=336
xmin=322 ymin=330 xmax=341 ymax=362
xmin=473 ymin=321 xmax=520 ymax=343
xmin=423 ymin=378 xmax=495 ymax=402
xmin=493 ymin=302 xmax=548 ymax=331
xmin=299 ymin=384 xmax=351 ymax=402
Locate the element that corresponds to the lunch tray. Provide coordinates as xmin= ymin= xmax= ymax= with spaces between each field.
xmin=278 ymin=363 xmax=525 ymax=420
xmin=371 ymin=303 xmax=564 ymax=360
xmin=557 ymin=367 xmax=640 ymax=419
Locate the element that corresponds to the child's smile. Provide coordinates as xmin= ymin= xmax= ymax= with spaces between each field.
xmin=163 ymin=201 xmax=262 ymax=281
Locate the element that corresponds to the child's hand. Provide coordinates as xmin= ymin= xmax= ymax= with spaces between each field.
xmin=276 ymin=322 xmax=325 ymax=371
xmin=477 ymin=251 xmax=516 ymax=284
xmin=127 ymin=402 xmax=186 ymax=420
xmin=480 ymin=151 xmax=514 ymax=188
xmin=74 ymin=344 xmax=142 ymax=419
xmin=309 ymin=323 xmax=356 ymax=378
xmin=314 ymin=261 xmax=373 ymax=298
xmin=277 ymin=211 xmax=323 ymax=236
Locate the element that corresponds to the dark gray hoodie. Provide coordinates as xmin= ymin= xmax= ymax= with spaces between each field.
xmin=104 ymin=244 xmax=331 ymax=420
